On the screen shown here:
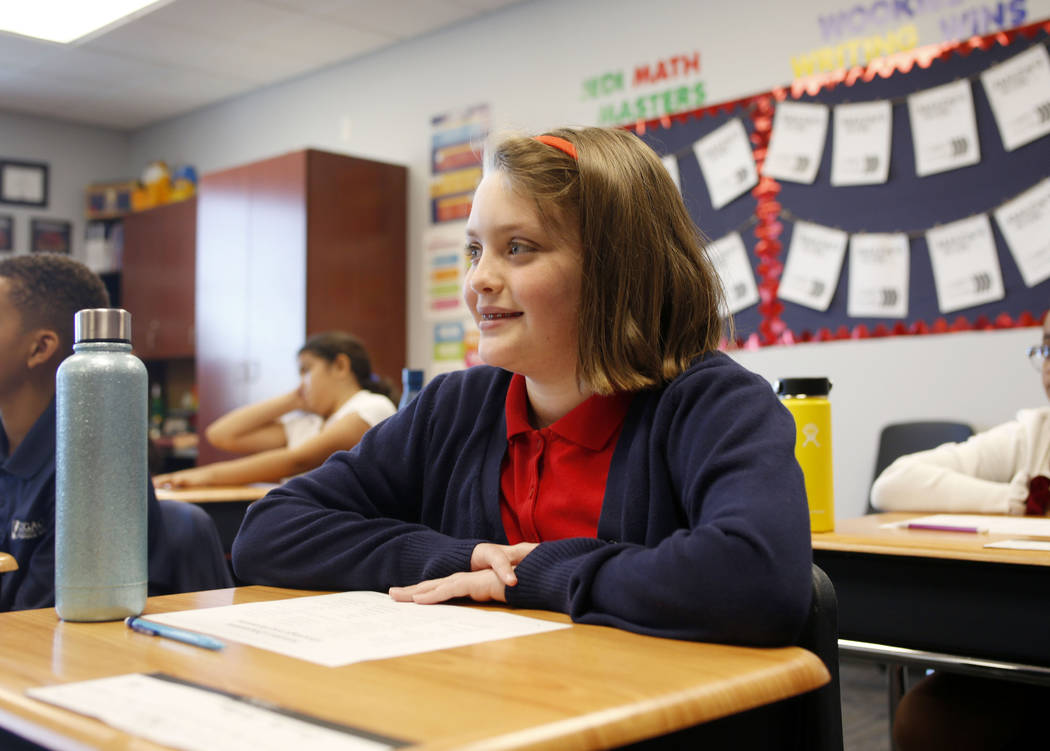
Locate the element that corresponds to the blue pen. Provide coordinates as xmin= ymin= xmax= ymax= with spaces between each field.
xmin=125 ymin=616 xmax=225 ymax=651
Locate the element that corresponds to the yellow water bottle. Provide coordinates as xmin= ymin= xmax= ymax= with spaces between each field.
xmin=775 ymin=377 xmax=834 ymax=533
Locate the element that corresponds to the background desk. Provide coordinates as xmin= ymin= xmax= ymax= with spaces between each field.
xmin=813 ymin=513 xmax=1050 ymax=669
xmin=155 ymin=484 xmax=275 ymax=554
xmin=0 ymin=586 xmax=829 ymax=751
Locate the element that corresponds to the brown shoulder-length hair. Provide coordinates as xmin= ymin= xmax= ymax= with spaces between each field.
xmin=487 ymin=127 xmax=726 ymax=394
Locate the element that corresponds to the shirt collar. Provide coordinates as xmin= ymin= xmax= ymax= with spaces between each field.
xmin=504 ymin=373 xmax=633 ymax=451
xmin=1 ymin=399 xmax=56 ymax=479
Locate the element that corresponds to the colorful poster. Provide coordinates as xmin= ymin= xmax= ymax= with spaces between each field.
xmin=692 ymin=118 xmax=758 ymax=210
xmin=830 ymin=100 xmax=892 ymax=186
xmin=423 ymin=221 xmax=468 ymax=320
xmin=981 ymin=44 xmax=1050 ymax=152
xmin=926 ymin=214 xmax=1005 ymax=313
xmin=908 ymin=79 xmax=980 ymax=177
xmin=778 ymin=221 xmax=849 ymax=312
xmin=429 ymin=105 xmax=489 ymax=223
xmin=763 ymin=101 xmax=829 ymax=184
xmin=994 ymin=179 xmax=1050 ymax=288
xmin=847 ymin=233 xmax=910 ymax=318
xmin=707 ymin=232 xmax=759 ymax=315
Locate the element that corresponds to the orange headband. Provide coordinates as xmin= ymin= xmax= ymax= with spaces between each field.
xmin=534 ymin=135 xmax=578 ymax=160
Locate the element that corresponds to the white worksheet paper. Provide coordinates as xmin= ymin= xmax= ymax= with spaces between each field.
xmin=662 ymin=153 xmax=681 ymax=192
xmin=907 ymin=79 xmax=981 ymax=177
xmin=707 ymin=231 xmax=759 ymax=315
xmin=925 ymin=214 xmax=1004 ymax=313
xmin=980 ymin=44 xmax=1050 ymax=151
xmin=28 ymin=673 xmax=395 ymax=751
xmin=830 ymin=100 xmax=892 ymax=186
xmin=847 ymin=233 xmax=910 ymax=318
xmin=883 ymin=514 xmax=1050 ymax=537
xmin=778 ymin=221 xmax=849 ymax=311
xmin=147 ymin=591 xmax=570 ymax=667
xmin=763 ymin=100 xmax=829 ymax=184
xmin=692 ymin=118 xmax=758 ymax=209
xmin=994 ymin=178 xmax=1050 ymax=287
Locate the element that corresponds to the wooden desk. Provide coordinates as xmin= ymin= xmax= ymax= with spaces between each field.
xmin=813 ymin=513 xmax=1050 ymax=669
xmin=155 ymin=485 xmax=276 ymax=554
xmin=154 ymin=484 xmax=275 ymax=504
xmin=0 ymin=586 xmax=829 ymax=751
xmin=0 ymin=552 xmax=16 ymax=572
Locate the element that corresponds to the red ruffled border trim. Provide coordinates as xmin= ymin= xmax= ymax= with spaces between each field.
xmin=630 ymin=19 xmax=1050 ymax=349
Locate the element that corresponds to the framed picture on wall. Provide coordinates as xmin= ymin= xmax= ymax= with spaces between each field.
xmin=0 ymin=215 xmax=12 ymax=252
xmin=30 ymin=218 xmax=71 ymax=254
xmin=0 ymin=159 xmax=49 ymax=207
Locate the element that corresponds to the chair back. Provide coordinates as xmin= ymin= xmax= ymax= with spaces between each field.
xmin=868 ymin=421 xmax=974 ymax=512
xmin=796 ymin=563 xmax=843 ymax=751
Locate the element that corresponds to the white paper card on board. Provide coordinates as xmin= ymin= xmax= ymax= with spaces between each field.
xmin=692 ymin=118 xmax=758 ymax=209
xmin=908 ymin=79 xmax=981 ymax=177
xmin=661 ymin=154 xmax=681 ymax=192
xmin=707 ymin=232 xmax=759 ymax=315
xmin=830 ymin=100 xmax=892 ymax=186
xmin=847 ymin=233 xmax=910 ymax=318
xmin=926 ymin=214 xmax=1005 ymax=313
xmin=981 ymin=44 xmax=1050 ymax=152
xmin=778 ymin=221 xmax=849 ymax=311
xmin=994 ymin=178 xmax=1050 ymax=287
xmin=763 ymin=101 xmax=829 ymax=184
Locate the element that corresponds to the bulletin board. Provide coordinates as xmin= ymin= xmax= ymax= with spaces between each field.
xmin=635 ymin=19 xmax=1050 ymax=347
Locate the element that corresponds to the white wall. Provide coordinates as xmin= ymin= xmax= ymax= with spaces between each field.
xmin=0 ymin=110 xmax=129 ymax=258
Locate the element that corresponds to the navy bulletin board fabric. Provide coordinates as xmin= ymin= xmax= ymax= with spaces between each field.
xmin=638 ymin=25 xmax=1050 ymax=344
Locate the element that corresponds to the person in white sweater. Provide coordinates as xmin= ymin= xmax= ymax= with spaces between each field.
xmin=871 ymin=315 xmax=1050 ymax=517
xmin=880 ymin=312 xmax=1050 ymax=750
xmin=154 ymin=331 xmax=396 ymax=488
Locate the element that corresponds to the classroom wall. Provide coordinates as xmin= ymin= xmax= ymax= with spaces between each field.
xmin=0 ymin=110 xmax=129 ymax=257
xmin=3 ymin=0 xmax=1047 ymax=518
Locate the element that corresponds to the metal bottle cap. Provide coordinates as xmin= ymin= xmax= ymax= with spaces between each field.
xmin=74 ymin=308 xmax=132 ymax=343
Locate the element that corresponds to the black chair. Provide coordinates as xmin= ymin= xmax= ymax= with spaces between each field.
xmin=622 ymin=564 xmax=842 ymax=751
xmin=867 ymin=421 xmax=975 ymax=513
xmin=797 ymin=563 xmax=844 ymax=751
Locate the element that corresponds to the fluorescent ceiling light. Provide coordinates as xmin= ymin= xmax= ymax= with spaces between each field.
xmin=0 ymin=0 xmax=172 ymax=44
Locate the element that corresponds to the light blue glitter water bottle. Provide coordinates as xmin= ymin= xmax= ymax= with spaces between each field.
xmin=55 ymin=308 xmax=148 ymax=621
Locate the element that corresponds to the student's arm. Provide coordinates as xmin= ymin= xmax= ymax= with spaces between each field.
xmin=203 ymin=390 xmax=303 ymax=454
xmin=231 ymin=374 xmax=489 ymax=592
xmin=155 ymin=411 xmax=374 ymax=488
xmin=870 ymin=420 xmax=1030 ymax=514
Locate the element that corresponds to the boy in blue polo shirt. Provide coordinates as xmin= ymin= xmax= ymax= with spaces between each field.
xmin=0 ymin=253 xmax=229 ymax=611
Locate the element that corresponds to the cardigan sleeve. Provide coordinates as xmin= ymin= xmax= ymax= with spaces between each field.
xmin=506 ymin=364 xmax=813 ymax=646
xmin=231 ymin=380 xmax=483 ymax=591
xmin=870 ymin=419 xmax=1030 ymax=515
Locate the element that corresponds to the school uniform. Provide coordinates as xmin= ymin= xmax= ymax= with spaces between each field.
xmin=233 ymin=353 xmax=812 ymax=646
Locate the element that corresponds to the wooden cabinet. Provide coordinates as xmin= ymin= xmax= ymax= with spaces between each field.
xmin=120 ymin=199 xmax=197 ymax=359
xmin=195 ymin=149 xmax=406 ymax=464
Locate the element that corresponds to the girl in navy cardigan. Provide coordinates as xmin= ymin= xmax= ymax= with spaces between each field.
xmin=233 ymin=127 xmax=812 ymax=646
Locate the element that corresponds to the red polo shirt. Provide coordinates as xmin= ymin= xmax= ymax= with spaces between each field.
xmin=500 ymin=373 xmax=633 ymax=544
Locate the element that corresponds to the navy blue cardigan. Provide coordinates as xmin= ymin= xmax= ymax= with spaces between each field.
xmin=233 ymin=353 xmax=812 ymax=645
